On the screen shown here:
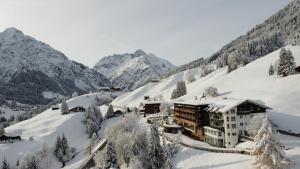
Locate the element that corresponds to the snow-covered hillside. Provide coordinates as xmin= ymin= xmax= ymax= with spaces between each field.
xmin=0 ymin=93 xmax=120 ymax=169
xmin=113 ymin=45 xmax=300 ymax=133
xmin=94 ymin=49 xmax=176 ymax=91
xmin=0 ymin=27 xmax=109 ymax=105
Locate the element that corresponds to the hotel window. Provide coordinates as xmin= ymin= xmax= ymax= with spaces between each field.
xmin=227 ymin=117 xmax=229 ymax=121
xmin=232 ymin=124 xmax=236 ymax=128
xmin=240 ymin=115 xmax=243 ymax=118
xmin=228 ymin=133 xmax=230 ymax=136
xmin=231 ymin=109 xmax=235 ymax=114
xmin=219 ymin=132 xmax=222 ymax=136
xmin=231 ymin=116 xmax=236 ymax=121
xmin=240 ymin=123 xmax=243 ymax=126
xmin=232 ymin=133 xmax=236 ymax=136
xmin=227 ymin=124 xmax=230 ymax=128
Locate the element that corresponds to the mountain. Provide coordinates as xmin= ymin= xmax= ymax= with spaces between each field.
xmin=168 ymin=0 xmax=300 ymax=76
xmin=113 ymin=45 xmax=300 ymax=134
xmin=0 ymin=27 xmax=109 ymax=105
xmin=94 ymin=49 xmax=176 ymax=91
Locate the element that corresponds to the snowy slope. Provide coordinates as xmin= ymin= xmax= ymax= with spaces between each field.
xmin=94 ymin=49 xmax=176 ymax=90
xmin=113 ymin=45 xmax=300 ymax=133
xmin=0 ymin=93 xmax=120 ymax=169
xmin=0 ymin=27 xmax=109 ymax=105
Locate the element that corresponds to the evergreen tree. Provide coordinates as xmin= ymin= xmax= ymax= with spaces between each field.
xmin=268 ymin=64 xmax=274 ymax=76
xmin=170 ymin=81 xmax=187 ymax=99
xmin=84 ymin=105 xmax=102 ymax=138
xmin=2 ymin=157 xmax=10 ymax=169
xmin=277 ymin=48 xmax=296 ymax=77
xmin=18 ymin=154 xmax=38 ymax=169
xmin=170 ymin=89 xmax=178 ymax=100
xmin=148 ymin=122 xmax=164 ymax=169
xmin=53 ymin=134 xmax=76 ymax=167
xmin=61 ymin=100 xmax=69 ymax=114
xmin=123 ymin=144 xmax=131 ymax=167
xmin=0 ymin=125 xmax=5 ymax=136
xmin=106 ymin=104 xmax=115 ymax=118
xmin=253 ymin=117 xmax=291 ymax=169
xmin=103 ymin=141 xmax=119 ymax=169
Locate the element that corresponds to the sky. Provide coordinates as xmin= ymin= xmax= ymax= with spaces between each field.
xmin=0 ymin=0 xmax=293 ymax=67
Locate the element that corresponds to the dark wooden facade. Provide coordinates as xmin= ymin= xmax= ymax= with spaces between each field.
xmin=69 ymin=106 xmax=86 ymax=113
xmin=174 ymin=103 xmax=209 ymax=140
xmin=236 ymin=101 xmax=267 ymax=115
xmin=144 ymin=103 xmax=161 ymax=117
xmin=295 ymin=66 xmax=300 ymax=73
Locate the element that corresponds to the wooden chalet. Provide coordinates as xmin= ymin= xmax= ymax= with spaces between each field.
xmin=144 ymin=101 xmax=161 ymax=117
xmin=206 ymin=98 xmax=270 ymax=148
xmin=173 ymin=101 xmax=209 ymax=141
xmin=69 ymin=106 xmax=86 ymax=113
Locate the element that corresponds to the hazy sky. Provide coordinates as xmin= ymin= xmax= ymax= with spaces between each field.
xmin=0 ymin=0 xmax=292 ymax=67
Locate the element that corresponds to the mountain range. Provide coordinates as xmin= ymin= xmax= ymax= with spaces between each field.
xmin=94 ymin=50 xmax=176 ymax=91
xmin=0 ymin=28 xmax=109 ymax=105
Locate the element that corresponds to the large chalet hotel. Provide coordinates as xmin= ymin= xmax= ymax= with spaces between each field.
xmin=144 ymin=97 xmax=270 ymax=148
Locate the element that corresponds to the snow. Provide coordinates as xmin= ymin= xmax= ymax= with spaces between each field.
xmin=173 ymin=133 xmax=300 ymax=168
xmin=94 ymin=49 xmax=176 ymax=90
xmin=42 ymin=91 xmax=63 ymax=99
xmin=0 ymin=93 xmax=122 ymax=169
xmin=0 ymin=107 xmax=25 ymax=119
xmin=174 ymin=146 xmax=253 ymax=169
xmin=113 ymin=45 xmax=300 ymax=133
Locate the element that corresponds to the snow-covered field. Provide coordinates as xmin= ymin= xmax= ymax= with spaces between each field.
xmin=174 ymin=134 xmax=300 ymax=169
xmin=113 ymin=45 xmax=300 ymax=134
xmin=0 ymin=93 xmax=121 ymax=169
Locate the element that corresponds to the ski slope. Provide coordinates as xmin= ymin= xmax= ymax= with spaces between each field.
xmin=0 ymin=93 xmax=120 ymax=169
xmin=113 ymin=45 xmax=300 ymax=133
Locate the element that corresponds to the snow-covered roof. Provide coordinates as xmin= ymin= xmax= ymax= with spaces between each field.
xmin=174 ymin=99 xmax=209 ymax=106
xmin=175 ymin=97 xmax=270 ymax=113
xmin=206 ymin=98 xmax=270 ymax=113
xmin=144 ymin=101 xmax=161 ymax=104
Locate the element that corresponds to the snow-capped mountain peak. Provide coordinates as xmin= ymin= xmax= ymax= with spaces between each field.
xmin=94 ymin=50 xmax=176 ymax=91
xmin=0 ymin=27 xmax=109 ymax=104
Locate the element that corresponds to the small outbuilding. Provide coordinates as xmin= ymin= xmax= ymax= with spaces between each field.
xmin=69 ymin=106 xmax=86 ymax=113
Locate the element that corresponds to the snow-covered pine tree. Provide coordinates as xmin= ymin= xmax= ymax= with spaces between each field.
xmin=277 ymin=48 xmax=296 ymax=77
xmin=177 ymin=81 xmax=187 ymax=97
xmin=0 ymin=125 xmax=5 ymax=136
xmin=171 ymin=81 xmax=187 ymax=99
xmin=170 ymin=88 xmax=178 ymax=99
xmin=103 ymin=141 xmax=119 ymax=169
xmin=253 ymin=117 xmax=291 ymax=169
xmin=18 ymin=154 xmax=38 ymax=169
xmin=84 ymin=105 xmax=102 ymax=138
xmin=61 ymin=100 xmax=69 ymax=114
xmin=148 ymin=122 xmax=164 ymax=169
xmin=2 ymin=157 xmax=10 ymax=169
xmin=106 ymin=104 xmax=114 ymax=119
xmin=287 ymin=49 xmax=296 ymax=75
xmin=269 ymin=64 xmax=274 ymax=76
xmin=54 ymin=134 xmax=76 ymax=167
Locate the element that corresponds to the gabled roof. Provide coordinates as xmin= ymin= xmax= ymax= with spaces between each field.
xmin=176 ymin=97 xmax=270 ymax=113
xmin=208 ymin=98 xmax=271 ymax=113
